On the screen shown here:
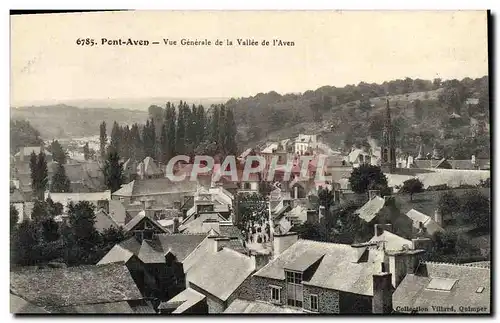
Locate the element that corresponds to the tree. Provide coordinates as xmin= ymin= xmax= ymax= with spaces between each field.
xmin=63 ymin=201 xmax=100 ymax=265
xmin=399 ymin=178 xmax=424 ymax=201
xmin=46 ymin=198 xmax=63 ymax=217
xmin=414 ymin=99 xmax=423 ymax=121
xmin=11 ymin=220 xmax=39 ymax=265
xmin=224 ymin=107 xmax=238 ymax=156
xmin=99 ymin=121 xmax=107 ymax=159
xmin=358 ymin=96 xmax=372 ymax=118
xmin=10 ymin=119 xmax=43 ymax=154
xmin=161 ymin=104 xmax=177 ymax=162
xmin=329 ymin=203 xmax=372 ymax=244
xmin=459 ymin=190 xmax=490 ymax=230
xmin=50 ymin=140 xmax=67 ymax=164
xmin=437 ymin=191 xmax=460 ymax=220
xmin=31 ymin=151 xmax=48 ymax=200
xmin=29 ymin=151 xmax=38 ymax=194
xmin=103 ymin=150 xmax=124 ymax=193
xmin=209 ymin=104 xmax=220 ymax=145
xmin=67 ymin=201 xmax=99 ymax=245
xmin=39 ymin=217 xmax=60 ymax=242
xmin=348 ymin=164 xmax=388 ymax=195
xmin=175 ymin=105 xmax=187 ymax=155
xmin=309 ymin=102 xmax=322 ymax=122
xmin=10 ymin=205 xmax=19 ymax=232
xmin=83 ymin=142 xmax=90 ymax=160
xmin=294 ymin=221 xmax=325 ymax=241
xmin=236 ymin=193 xmax=268 ymax=232
xmin=130 ymin=123 xmax=144 ymax=160
xmin=31 ymin=199 xmax=49 ymax=222
xmin=424 ymin=231 xmax=481 ymax=263
xmin=51 ymin=163 xmax=71 ymax=193
xmin=109 ymin=121 xmax=122 ymax=155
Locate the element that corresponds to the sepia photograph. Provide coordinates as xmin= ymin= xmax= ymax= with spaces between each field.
xmin=9 ymin=10 xmax=491 ymax=315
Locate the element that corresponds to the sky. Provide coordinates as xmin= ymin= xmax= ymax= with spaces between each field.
xmin=10 ymin=10 xmax=488 ymax=106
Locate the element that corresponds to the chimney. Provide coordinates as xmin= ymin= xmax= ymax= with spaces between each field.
xmin=139 ymin=162 xmax=145 ymax=179
xmin=202 ymin=219 xmax=220 ymax=234
xmin=144 ymin=198 xmax=153 ymax=209
xmin=411 ymin=237 xmax=431 ymax=251
xmin=318 ymin=206 xmax=326 ymax=221
xmin=372 ymin=272 xmax=393 ymax=314
xmin=387 ymin=249 xmax=425 ymax=288
xmin=212 ymin=236 xmax=230 ymax=253
xmin=333 ymin=190 xmax=340 ymax=203
xmin=173 ymin=217 xmax=180 ymax=233
xmin=434 ymin=208 xmax=443 ymax=227
xmin=369 ymin=190 xmax=381 ymax=200
xmin=251 ymin=251 xmax=271 ymax=271
xmin=97 ymin=200 xmax=110 ymax=213
xmin=273 ymin=232 xmax=298 ymax=257
xmin=306 ymin=210 xmax=319 ymax=224
xmin=374 ymin=224 xmax=392 ymax=237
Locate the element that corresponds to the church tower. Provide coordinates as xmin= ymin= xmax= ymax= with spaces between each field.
xmin=381 ymin=99 xmax=396 ymax=173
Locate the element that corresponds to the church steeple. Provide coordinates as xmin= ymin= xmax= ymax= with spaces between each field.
xmin=381 ymin=99 xmax=396 ymax=173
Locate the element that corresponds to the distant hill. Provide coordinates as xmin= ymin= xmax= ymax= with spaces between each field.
xmin=10 ymin=97 xmax=228 ymax=139
xmin=226 ymin=76 xmax=490 ymax=159
xmin=10 ymin=105 xmax=148 ymax=139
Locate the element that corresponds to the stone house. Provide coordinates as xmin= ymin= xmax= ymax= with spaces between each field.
xmin=250 ymin=233 xmax=426 ymax=314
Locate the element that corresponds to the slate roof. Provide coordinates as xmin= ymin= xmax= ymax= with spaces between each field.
xmin=113 ymin=178 xmax=197 ymax=197
xmin=254 ymin=239 xmax=385 ymax=296
xmin=137 ymin=157 xmax=163 ymax=177
xmin=52 ymin=301 xmax=135 ymax=314
xmin=393 ymin=262 xmax=490 ymax=313
xmin=219 ymin=223 xmax=245 ymax=240
xmin=369 ymin=231 xmax=412 ymax=251
xmin=108 ymin=200 xmax=128 ymax=226
xmin=154 ymin=233 xmax=207 ymax=262
xmin=181 ymin=236 xmax=214 ymax=273
xmin=179 ymin=212 xmax=227 ymax=233
xmin=15 ymin=147 xmax=52 ymax=157
xmin=450 ymin=159 xmax=490 ymax=170
xmin=10 ymin=294 xmax=49 ymax=314
xmin=113 ymin=181 xmax=135 ymax=196
xmin=413 ymin=159 xmax=451 ymax=169
xmin=123 ymin=210 xmax=170 ymax=233
xmin=406 ymin=209 xmax=444 ymax=236
xmin=97 ymin=244 xmax=135 ymax=265
xmin=224 ymin=299 xmax=307 ymax=314
xmin=355 ymin=196 xmax=386 ymax=223
xmin=161 ymin=288 xmax=206 ymax=313
xmin=186 ymin=248 xmax=255 ymax=301
xmin=10 ymin=263 xmax=143 ymax=308
xmin=137 ymin=239 xmax=166 ymax=264
xmin=45 ymin=191 xmax=111 ymax=205
xmin=94 ymin=209 xmax=120 ymax=232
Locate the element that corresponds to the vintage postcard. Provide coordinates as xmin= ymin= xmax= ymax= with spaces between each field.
xmin=9 ymin=10 xmax=490 ymax=315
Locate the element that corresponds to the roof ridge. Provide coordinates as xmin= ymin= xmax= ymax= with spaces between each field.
xmin=298 ymin=239 xmax=352 ymax=248
xmin=421 ymin=260 xmax=491 ymax=269
xmin=154 ymin=232 xmax=207 ymax=236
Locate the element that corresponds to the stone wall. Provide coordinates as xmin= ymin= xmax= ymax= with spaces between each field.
xmin=303 ymin=285 xmax=340 ymax=314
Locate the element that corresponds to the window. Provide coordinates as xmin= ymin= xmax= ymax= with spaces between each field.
xmin=270 ymin=285 xmax=281 ymax=303
xmin=310 ymin=294 xmax=319 ymax=312
xmin=244 ymin=182 xmax=251 ymax=190
xmin=476 ymin=287 xmax=485 ymax=293
xmin=286 ymin=271 xmax=303 ymax=307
